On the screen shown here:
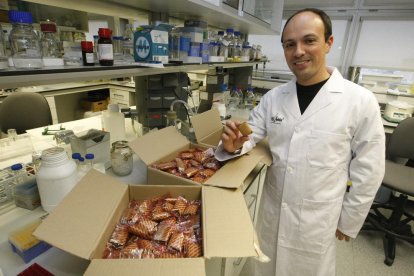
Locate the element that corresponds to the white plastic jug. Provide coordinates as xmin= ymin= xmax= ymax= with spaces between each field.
xmin=36 ymin=147 xmax=78 ymax=213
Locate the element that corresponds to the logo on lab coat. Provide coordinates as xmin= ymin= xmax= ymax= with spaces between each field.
xmin=271 ymin=113 xmax=284 ymax=124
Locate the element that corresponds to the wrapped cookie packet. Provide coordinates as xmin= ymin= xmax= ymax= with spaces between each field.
xmin=103 ymin=194 xmax=202 ymax=259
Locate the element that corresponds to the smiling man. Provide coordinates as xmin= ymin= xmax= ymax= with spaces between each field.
xmin=217 ymin=8 xmax=385 ymax=276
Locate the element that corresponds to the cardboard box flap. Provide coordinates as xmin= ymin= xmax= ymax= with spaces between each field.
xmin=251 ymin=139 xmax=272 ymax=166
xmin=128 ymin=126 xmax=189 ymax=165
xmin=205 ymin=154 xmax=263 ymax=188
xmin=33 ymin=170 xmax=128 ymax=260
xmin=85 ymin=258 xmax=206 ymax=276
xmin=192 ymin=108 xmax=223 ymax=144
xmin=203 ymin=186 xmax=256 ymax=258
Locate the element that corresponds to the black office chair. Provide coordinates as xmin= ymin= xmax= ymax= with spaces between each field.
xmin=0 ymin=92 xmax=53 ymax=135
xmin=363 ymin=116 xmax=414 ymax=266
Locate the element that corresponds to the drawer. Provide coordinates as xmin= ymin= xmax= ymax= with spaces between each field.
xmin=163 ymin=94 xmax=176 ymax=108
xmin=110 ymin=89 xmax=130 ymax=102
xmin=148 ymin=95 xmax=163 ymax=108
xmin=110 ymin=98 xmax=130 ymax=109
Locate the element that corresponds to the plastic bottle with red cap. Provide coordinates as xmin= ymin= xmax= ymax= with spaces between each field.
xmin=98 ymin=28 xmax=113 ymax=66
xmin=81 ymin=41 xmax=94 ymax=66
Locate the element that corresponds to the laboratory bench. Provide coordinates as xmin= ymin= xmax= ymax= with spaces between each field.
xmin=0 ymin=114 xmax=267 ymax=276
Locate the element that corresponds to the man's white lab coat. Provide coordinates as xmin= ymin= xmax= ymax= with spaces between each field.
xmin=245 ymin=67 xmax=385 ymax=275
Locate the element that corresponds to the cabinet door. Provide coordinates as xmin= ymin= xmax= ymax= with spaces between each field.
xmin=110 ymin=88 xmax=135 ymax=107
xmin=243 ymin=0 xmax=284 ymax=31
xmin=221 ymin=164 xmax=266 ymax=276
xmin=110 ymin=89 xmax=130 ymax=101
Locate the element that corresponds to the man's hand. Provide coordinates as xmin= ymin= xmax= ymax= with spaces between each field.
xmin=336 ymin=229 xmax=350 ymax=242
xmin=222 ymin=120 xmax=250 ymax=153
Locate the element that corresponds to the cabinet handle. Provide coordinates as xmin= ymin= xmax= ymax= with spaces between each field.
xmin=247 ymin=194 xmax=257 ymax=208
xmin=150 ymin=97 xmax=162 ymax=100
xmin=233 ymin=257 xmax=243 ymax=266
xmin=113 ymin=93 xmax=124 ymax=98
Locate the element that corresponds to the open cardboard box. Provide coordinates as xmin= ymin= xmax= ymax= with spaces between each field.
xmin=34 ymin=170 xmax=257 ymax=276
xmin=191 ymin=108 xmax=272 ymax=166
xmin=129 ymin=124 xmax=264 ymax=188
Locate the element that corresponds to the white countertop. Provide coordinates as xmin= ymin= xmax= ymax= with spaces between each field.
xmin=0 ymin=80 xmax=136 ymax=99
xmin=0 ymin=115 xmax=148 ymax=276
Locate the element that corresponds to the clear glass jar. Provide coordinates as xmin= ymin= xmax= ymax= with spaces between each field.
xmin=40 ymin=21 xmax=61 ymax=58
xmin=0 ymin=24 xmax=8 ymax=70
xmin=36 ymin=147 xmax=78 ymax=213
xmin=8 ymin=10 xmax=42 ymax=69
xmin=110 ymin=141 xmax=133 ymax=176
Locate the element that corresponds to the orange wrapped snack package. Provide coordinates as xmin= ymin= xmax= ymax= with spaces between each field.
xmin=104 ymin=194 xmax=202 ymax=260
xmin=152 ymin=148 xmax=223 ymax=183
xmin=129 ymin=218 xmax=158 ymax=239
xmin=109 ymin=223 xmax=129 ymax=248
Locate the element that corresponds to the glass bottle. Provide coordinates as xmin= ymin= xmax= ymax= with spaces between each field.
xmin=169 ymin=27 xmax=181 ymax=61
xmin=217 ymin=31 xmax=227 ymax=59
xmin=36 ymin=147 xmax=78 ymax=213
xmin=110 ymin=141 xmax=133 ymax=176
xmin=93 ymin=35 xmax=99 ymax=62
xmin=232 ymin=31 xmax=242 ymax=61
xmin=122 ymin=24 xmax=134 ymax=59
xmin=81 ymin=41 xmax=94 ymax=66
xmin=227 ymin=87 xmax=242 ymax=111
xmin=85 ymin=153 xmax=94 ymax=170
xmin=8 ymin=10 xmax=42 ymax=69
xmin=11 ymin=163 xmax=27 ymax=188
xmin=256 ymin=45 xmax=263 ymax=60
xmin=241 ymin=45 xmax=251 ymax=61
xmin=0 ymin=24 xmax=8 ymax=70
xmin=98 ymin=28 xmax=113 ymax=66
xmin=40 ymin=21 xmax=60 ymax=58
xmin=244 ymin=87 xmax=256 ymax=110
xmin=112 ymin=36 xmax=123 ymax=63
xmin=223 ymin=28 xmax=234 ymax=61
xmin=77 ymin=156 xmax=91 ymax=180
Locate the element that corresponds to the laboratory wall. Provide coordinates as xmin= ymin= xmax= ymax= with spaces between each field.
xmin=249 ymin=8 xmax=414 ymax=76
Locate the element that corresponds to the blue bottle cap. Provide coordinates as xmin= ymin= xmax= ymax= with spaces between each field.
xmin=8 ymin=10 xmax=33 ymax=24
xmin=226 ymin=28 xmax=234 ymax=33
xmin=72 ymin=153 xmax=81 ymax=160
xmin=85 ymin=153 xmax=95 ymax=160
xmin=11 ymin=163 xmax=23 ymax=171
xmin=78 ymin=157 xmax=85 ymax=162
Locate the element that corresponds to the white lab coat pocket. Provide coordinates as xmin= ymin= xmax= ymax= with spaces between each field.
xmin=297 ymin=198 xmax=342 ymax=254
xmin=307 ymin=130 xmax=349 ymax=169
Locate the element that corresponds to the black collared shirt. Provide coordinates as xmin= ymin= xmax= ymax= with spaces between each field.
xmin=296 ymin=78 xmax=329 ymax=114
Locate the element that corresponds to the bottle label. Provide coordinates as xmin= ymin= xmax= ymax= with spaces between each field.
xmin=123 ymin=40 xmax=133 ymax=49
xmin=86 ymin=53 xmax=94 ymax=63
xmin=98 ymin=44 xmax=114 ymax=60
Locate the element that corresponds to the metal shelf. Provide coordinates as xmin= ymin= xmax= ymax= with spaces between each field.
xmin=0 ymin=62 xmax=259 ymax=89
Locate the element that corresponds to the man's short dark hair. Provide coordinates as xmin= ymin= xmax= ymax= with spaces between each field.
xmin=281 ymin=8 xmax=332 ymax=43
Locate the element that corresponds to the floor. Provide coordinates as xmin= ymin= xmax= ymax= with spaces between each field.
xmin=240 ymin=229 xmax=414 ymax=276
